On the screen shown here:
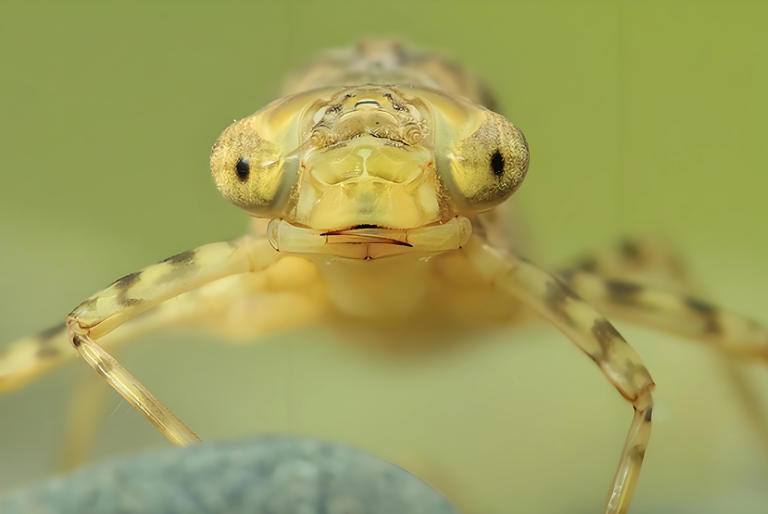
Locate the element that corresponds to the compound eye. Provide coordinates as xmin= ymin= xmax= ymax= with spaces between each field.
xmin=436 ymin=110 xmax=529 ymax=212
xmin=210 ymin=116 xmax=296 ymax=216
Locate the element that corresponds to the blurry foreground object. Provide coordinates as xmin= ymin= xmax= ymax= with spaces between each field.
xmin=0 ymin=435 xmax=460 ymax=514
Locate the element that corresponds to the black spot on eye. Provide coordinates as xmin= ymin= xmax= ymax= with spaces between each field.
xmin=490 ymin=149 xmax=505 ymax=176
xmin=235 ymin=157 xmax=250 ymax=182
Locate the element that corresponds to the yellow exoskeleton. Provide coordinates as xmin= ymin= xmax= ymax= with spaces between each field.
xmin=2 ymin=40 xmax=767 ymax=514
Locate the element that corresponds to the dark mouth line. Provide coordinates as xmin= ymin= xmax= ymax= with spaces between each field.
xmin=326 ymin=239 xmax=414 ymax=247
xmin=318 ymin=219 xmax=446 ymax=236
xmin=320 ymin=224 xmax=414 ymax=247
xmin=267 ymin=217 xmax=471 ymax=255
xmin=320 ymin=224 xmax=383 ymax=235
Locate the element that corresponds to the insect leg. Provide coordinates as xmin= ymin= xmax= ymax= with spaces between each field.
xmin=56 ymin=261 xmax=323 ymax=466
xmin=1 ymin=253 xmax=322 ymax=395
xmin=560 ymin=236 xmax=691 ymax=291
xmin=0 ymin=311 xmax=196 ymax=393
xmin=561 ymin=238 xmax=768 ymax=453
xmin=64 ymin=236 xmax=280 ymax=445
xmin=0 ymin=297 xmax=208 ymax=393
xmin=1 ymin=323 xmax=79 ymax=392
xmin=560 ymin=270 xmax=768 ymax=361
xmin=466 ymin=238 xmax=654 ymax=514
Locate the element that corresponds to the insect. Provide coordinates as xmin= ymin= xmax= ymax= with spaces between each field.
xmin=1 ymin=40 xmax=766 ymax=514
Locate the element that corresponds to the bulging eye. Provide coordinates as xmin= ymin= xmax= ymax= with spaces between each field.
xmin=210 ymin=89 xmax=348 ymax=216
xmin=209 ymin=116 xmax=298 ymax=216
xmin=435 ymin=109 xmax=529 ymax=213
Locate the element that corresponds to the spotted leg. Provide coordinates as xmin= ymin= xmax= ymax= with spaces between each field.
xmin=559 ymin=270 xmax=768 ymax=361
xmin=50 ymin=255 xmax=323 ymax=467
xmin=561 ymin=236 xmax=768 ymax=442
xmin=561 ymin=237 xmax=768 ymax=455
xmin=0 ymin=251 xmax=322 ymax=396
xmin=560 ymin=235 xmax=768 ymax=360
xmin=0 ymin=296 xmax=225 ymax=394
xmin=561 ymin=236 xmax=691 ymax=290
xmin=62 ymin=236 xmax=280 ymax=445
xmin=465 ymin=237 xmax=655 ymax=514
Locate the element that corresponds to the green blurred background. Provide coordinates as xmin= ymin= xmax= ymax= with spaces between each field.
xmin=2 ymin=1 xmax=767 ymax=513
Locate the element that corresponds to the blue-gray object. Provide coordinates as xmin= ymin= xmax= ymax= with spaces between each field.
xmin=1 ymin=436 xmax=460 ymax=514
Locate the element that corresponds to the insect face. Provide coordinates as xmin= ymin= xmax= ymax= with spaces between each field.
xmin=209 ymin=85 xmax=527 ymax=258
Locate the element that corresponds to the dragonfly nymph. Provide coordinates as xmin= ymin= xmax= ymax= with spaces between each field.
xmin=2 ymin=40 xmax=767 ymax=514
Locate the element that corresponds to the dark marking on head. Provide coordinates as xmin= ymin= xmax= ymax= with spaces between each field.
xmin=235 ymin=157 xmax=250 ymax=182
xmin=685 ymin=297 xmax=721 ymax=334
xmin=490 ymin=149 xmax=505 ymax=176
xmin=383 ymin=93 xmax=406 ymax=112
xmin=39 ymin=322 xmax=65 ymax=341
xmin=592 ymin=318 xmax=623 ymax=359
xmin=162 ymin=249 xmax=197 ymax=266
xmin=71 ymin=334 xmax=82 ymax=348
xmin=644 ymin=407 xmax=653 ymax=423
xmin=606 ymin=279 xmax=644 ymax=305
